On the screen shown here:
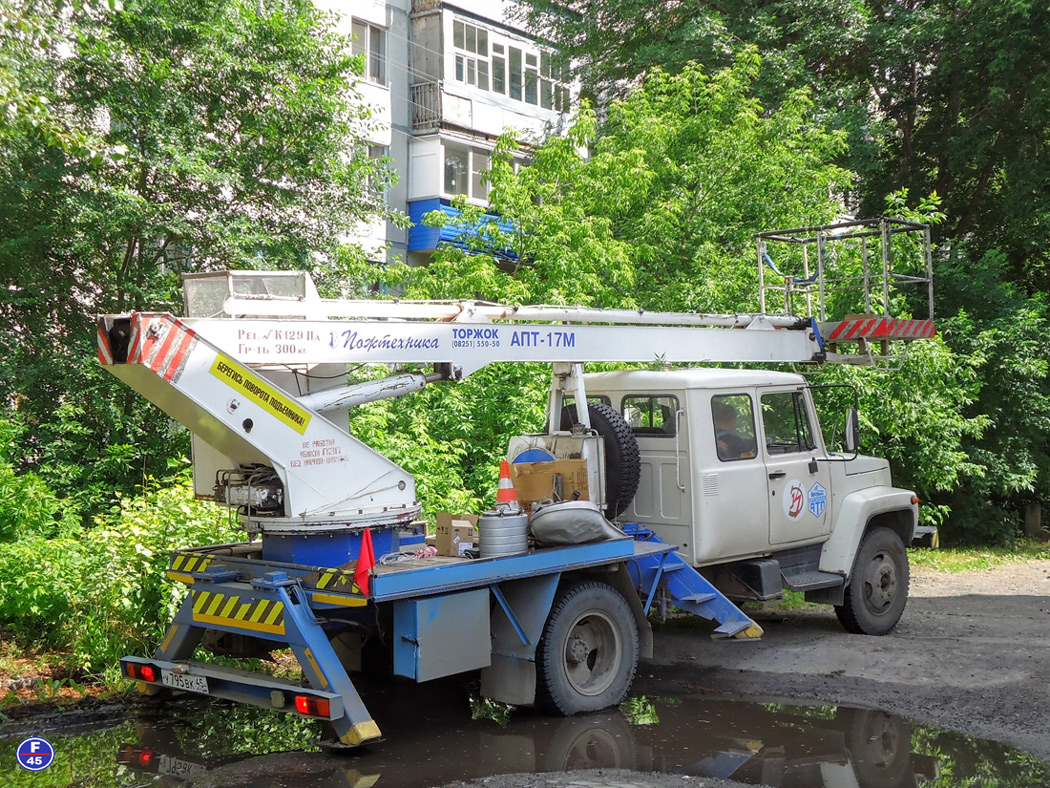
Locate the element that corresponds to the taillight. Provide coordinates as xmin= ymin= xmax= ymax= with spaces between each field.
xmin=125 ymin=662 xmax=159 ymax=682
xmin=293 ymin=694 xmax=331 ymax=717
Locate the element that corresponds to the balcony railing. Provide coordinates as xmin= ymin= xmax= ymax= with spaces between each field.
xmin=411 ymin=81 xmax=442 ymax=132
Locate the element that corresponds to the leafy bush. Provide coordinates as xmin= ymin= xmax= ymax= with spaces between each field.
xmin=0 ymin=464 xmax=78 ymax=540
xmin=0 ymin=476 xmax=239 ymax=675
xmin=0 ymin=414 xmax=81 ymax=539
xmin=0 ymin=534 xmax=81 ymax=643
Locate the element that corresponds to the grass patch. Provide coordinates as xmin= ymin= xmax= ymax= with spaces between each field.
xmin=908 ymin=540 xmax=1050 ymax=573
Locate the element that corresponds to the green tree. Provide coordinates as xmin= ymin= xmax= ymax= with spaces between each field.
xmin=517 ymin=0 xmax=1050 ymax=288
xmin=364 ymin=54 xmax=856 ymax=515
xmin=933 ymin=254 xmax=1050 ymax=541
xmin=0 ymin=0 xmax=115 ymax=154
xmin=0 ymin=0 xmax=395 ymax=512
xmin=399 ymin=52 xmax=849 ymax=313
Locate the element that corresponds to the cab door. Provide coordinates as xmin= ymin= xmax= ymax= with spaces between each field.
xmin=759 ymin=388 xmax=832 ymax=546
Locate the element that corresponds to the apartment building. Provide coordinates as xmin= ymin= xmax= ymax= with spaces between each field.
xmin=315 ymin=0 xmax=574 ymax=264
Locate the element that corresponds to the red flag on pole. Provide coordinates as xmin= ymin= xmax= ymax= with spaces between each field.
xmin=354 ymin=528 xmax=375 ymax=597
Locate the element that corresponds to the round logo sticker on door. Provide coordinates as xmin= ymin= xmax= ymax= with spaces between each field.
xmin=783 ymin=479 xmax=807 ymax=520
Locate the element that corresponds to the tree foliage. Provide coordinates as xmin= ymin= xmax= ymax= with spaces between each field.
xmin=364 ymin=54 xmax=862 ymax=518
xmin=517 ymin=0 xmax=1050 ymax=286
xmin=516 ymin=0 xmax=1050 ymax=541
xmin=0 ymin=0 xmax=394 ymax=511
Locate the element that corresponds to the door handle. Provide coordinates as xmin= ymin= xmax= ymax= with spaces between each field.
xmin=768 ymin=471 xmax=786 ymax=479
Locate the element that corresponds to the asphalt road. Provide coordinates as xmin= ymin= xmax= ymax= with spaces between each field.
xmin=640 ymin=557 xmax=1050 ymax=764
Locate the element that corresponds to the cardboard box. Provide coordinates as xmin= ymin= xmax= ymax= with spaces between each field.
xmin=435 ymin=512 xmax=479 ymax=556
xmin=509 ymin=459 xmax=590 ymax=512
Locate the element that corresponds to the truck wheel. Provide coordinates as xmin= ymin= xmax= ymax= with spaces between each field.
xmin=835 ymin=526 xmax=909 ymax=635
xmin=543 ymin=712 xmax=637 ymax=771
xmin=561 ymin=402 xmax=640 ymax=518
xmin=845 ymin=709 xmax=913 ymax=788
xmin=536 ymin=582 xmax=639 ymax=715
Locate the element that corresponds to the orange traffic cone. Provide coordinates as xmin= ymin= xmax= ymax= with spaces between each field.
xmin=496 ymin=460 xmax=519 ymax=507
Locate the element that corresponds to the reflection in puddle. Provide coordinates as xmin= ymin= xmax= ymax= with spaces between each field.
xmin=2 ymin=684 xmax=1047 ymax=787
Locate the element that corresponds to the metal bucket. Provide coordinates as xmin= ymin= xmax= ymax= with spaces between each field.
xmin=478 ymin=507 xmax=529 ymax=558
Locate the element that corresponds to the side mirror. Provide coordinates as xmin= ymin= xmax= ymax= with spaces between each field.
xmin=844 ymin=407 xmax=860 ymax=453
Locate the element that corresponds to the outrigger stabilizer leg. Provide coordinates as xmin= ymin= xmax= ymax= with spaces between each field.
xmin=122 ymin=569 xmax=382 ymax=747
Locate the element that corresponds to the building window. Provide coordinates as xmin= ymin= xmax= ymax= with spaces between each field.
xmin=443 ymin=143 xmax=491 ymax=202
xmin=444 ymin=146 xmax=469 ymax=196
xmin=492 ymin=43 xmax=506 ymax=93
xmin=508 ymin=47 xmax=523 ymax=100
xmin=622 ymin=395 xmax=679 ymax=437
xmin=352 ymin=19 xmax=386 ymax=85
xmin=471 ymin=150 xmax=490 ymax=201
xmin=453 ymin=20 xmax=489 ymax=91
xmin=524 ymin=52 xmax=538 ymax=105
xmin=452 ymin=17 xmax=569 ymax=113
xmin=365 ymin=144 xmax=389 ymax=202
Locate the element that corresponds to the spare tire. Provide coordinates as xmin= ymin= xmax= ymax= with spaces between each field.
xmin=561 ymin=402 xmax=641 ymax=519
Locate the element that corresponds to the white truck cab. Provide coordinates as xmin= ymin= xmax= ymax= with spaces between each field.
xmin=581 ymin=368 xmax=919 ymax=635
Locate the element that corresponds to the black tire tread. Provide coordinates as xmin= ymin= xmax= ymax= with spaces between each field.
xmin=561 ymin=402 xmax=641 ymax=519
xmin=835 ymin=526 xmax=909 ymax=635
xmin=536 ymin=581 xmax=639 ymax=716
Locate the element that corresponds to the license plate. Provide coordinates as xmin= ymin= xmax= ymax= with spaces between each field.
xmin=160 ymin=669 xmax=209 ymax=694
xmin=159 ymin=754 xmax=205 ymax=777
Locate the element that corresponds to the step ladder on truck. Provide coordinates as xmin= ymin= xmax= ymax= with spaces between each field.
xmin=99 ymin=217 xmax=936 ymax=747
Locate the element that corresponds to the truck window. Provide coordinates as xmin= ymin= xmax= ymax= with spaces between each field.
xmin=560 ymin=395 xmax=611 ymax=426
xmin=760 ymin=391 xmax=816 ymax=454
xmin=711 ymin=394 xmax=757 ymax=460
xmin=622 ymin=395 xmax=678 ymax=436
xmin=563 ymin=395 xmax=610 ymax=411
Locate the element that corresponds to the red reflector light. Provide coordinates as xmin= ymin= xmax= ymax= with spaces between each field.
xmin=126 ymin=662 xmax=159 ymax=682
xmin=911 ymin=495 xmax=920 ymax=505
xmin=294 ymin=694 xmax=331 ymax=717
xmin=138 ymin=750 xmax=153 ymax=766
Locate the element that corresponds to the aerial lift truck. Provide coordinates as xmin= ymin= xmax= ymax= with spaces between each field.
xmin=100 ymin=218 xmax=934 ymax=747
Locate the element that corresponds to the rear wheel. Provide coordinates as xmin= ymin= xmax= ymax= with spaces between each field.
xmin=835 ymin=526 xmax=909 ymax=635
xmin=846 ymin=709 xmax=913 ymax=788
xmin=561 ymin=402 xmax=640 ymax=519
xmin=536 ymin=582 xmax=639 ymax=715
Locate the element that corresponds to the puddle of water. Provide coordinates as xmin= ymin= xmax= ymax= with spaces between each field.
xmin=1 ymin=683 xmax=1046 ymax=787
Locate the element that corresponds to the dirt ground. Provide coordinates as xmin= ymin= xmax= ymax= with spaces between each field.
xmin=638 ymin=557 xmax=1050 ymax=765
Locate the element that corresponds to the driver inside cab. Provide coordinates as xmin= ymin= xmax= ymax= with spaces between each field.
xmin=713 ymin=399 xmax=756 ymax=460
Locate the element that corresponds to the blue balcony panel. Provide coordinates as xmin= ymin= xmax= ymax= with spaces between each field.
xmin=407 ymin=199 xmax=516 ymax=260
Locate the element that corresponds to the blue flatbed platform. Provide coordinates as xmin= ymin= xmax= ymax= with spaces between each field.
xmin=372 ymin=538 xmax=673 ymax=600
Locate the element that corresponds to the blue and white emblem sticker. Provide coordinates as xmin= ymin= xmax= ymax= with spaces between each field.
xmin=808 ymin=482 xmax=828 ymax=518
xmin=16 ymin=736 xmax=55 ymax=771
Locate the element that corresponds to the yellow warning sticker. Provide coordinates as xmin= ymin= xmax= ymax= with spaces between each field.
xmin=210 ymin=353 xmax=312 ymax=435
xmin=191 ymin=590 xmax=286 ymax=636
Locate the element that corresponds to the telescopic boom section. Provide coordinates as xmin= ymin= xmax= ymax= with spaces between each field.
xmin=187 ymin=303 xmax=824 ymax=376
xmin=98 ymin=271 xmax=827 ymax=534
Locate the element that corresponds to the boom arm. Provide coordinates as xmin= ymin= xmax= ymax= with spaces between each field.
xmin=97 ymin=270 xmax=836 ymax=536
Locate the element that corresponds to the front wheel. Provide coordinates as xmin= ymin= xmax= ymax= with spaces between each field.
xmin=536 ymin=582 xmax=639 ymax=715
xmin=835 ymin=526 xmax=909 ymax=635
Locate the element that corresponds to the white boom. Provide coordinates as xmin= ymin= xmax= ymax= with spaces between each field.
xmin=98 ymin=269 xmax=929 ymax=535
